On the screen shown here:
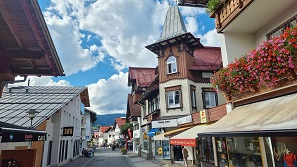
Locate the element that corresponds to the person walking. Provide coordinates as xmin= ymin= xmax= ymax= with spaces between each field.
xmin=204 ymin=145 xmax=211 ymax=162
xmin=182 ymin=146 xmax=188 ymax=167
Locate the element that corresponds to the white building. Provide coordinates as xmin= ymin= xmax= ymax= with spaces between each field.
xmin=81 ymin=108 xmax=97 ymax=149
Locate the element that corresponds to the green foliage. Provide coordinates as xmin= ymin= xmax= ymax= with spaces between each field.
xmin=206 ymin=0 xmax=224 ymax=13
xmin=119 ymin=123 xmax=133 ymax=139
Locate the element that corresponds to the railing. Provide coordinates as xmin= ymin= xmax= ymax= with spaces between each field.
xmin=210 ymin=0 xmax=253 ymax=32
xmin=267 ymin=14 xmax=297 ymax=39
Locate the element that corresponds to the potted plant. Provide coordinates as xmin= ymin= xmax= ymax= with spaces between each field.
xmin=121 ymin=148 xmax=127 ymax=155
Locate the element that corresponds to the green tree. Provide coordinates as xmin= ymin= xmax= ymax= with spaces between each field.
xmin=120 ymin=123 xmax=133 ymax=139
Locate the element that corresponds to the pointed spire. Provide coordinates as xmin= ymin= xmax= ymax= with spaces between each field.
xmin=157 ymin=5 xmax=187 ymax=42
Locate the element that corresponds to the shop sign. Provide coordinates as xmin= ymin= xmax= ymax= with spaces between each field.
xmin=152 ymin=119 xmax=178 ymax=128
xmin=177 ymin=115 xmax=192 ymax=125
xmin=2 ymin=131 xmax=47 ymax=143
xmin=170 ymin=139 xmax=196 ymax=147
xmin=200 ymin=110 xmax=208 ymax=123
xmin=62 ymin=127 xmax=74 ymax=136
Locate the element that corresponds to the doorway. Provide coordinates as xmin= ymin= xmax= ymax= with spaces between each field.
xmin=173 ymin=145 xmax=183 ymax=163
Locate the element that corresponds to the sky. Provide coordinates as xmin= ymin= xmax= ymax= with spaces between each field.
xmin=15 ymin=0 xmax=220 ymax=115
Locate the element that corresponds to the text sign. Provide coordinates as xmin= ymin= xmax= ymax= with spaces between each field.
xmin=200 ymin=110 xmax=208 ymax=123
xmin=62 ymin=127 xmax=74 ymax=136
xmin=2 ymin=131 xmax=46 ymax=143
xmin=177 ymin=115 xmax=192 ymax=125
xmin=152 ymin=119 xmax=178 ymax=128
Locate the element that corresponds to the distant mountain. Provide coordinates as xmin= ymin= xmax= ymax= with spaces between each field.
xmin=94 ymin=113 xmax=126 ymax=126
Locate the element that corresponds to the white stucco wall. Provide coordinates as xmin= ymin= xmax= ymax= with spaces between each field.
xmin=220 ymin=32 xmax=255 ymax=67
xmin=160 ymin=79 xmax=225 ymax=117
xmin=42 ymin=95 xmax=82 ymax=167
xmin=81 ymin=111 xmax=92 ymax=149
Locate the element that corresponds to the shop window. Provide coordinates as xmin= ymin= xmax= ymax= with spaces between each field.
xmin=271 ymin=136 xmax=297 ymax=167
xmin=167 ymin=90 xmax=181 ymax=108
xmin=155 ymin=140 xmax=162 ymax=157
xmin=167 ymin=56 xmax=177 ymax=74
xmin=162 ymin=140 xmax=170 ymax=159
xmin=61 ymin=140 xmax=65 ymax=162
xmin=198 ymin=137 xmax=214 ymax=163
xmin=202 ymin=88 xmax=218 ymax=109
xmin=215 ymin=137 xmax=228 ymax=167
xmin=225 ymin=137 xmax=263 ymax=167
xmin=59 ymin=140 xmax=63 ymax=163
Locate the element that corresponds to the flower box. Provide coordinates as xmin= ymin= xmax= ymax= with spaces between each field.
xmin=211 ymin=26 xmax=297 ymax=102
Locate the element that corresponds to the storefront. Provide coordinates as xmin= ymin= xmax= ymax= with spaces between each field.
xmin=0 ymin=122 xmax=47 ymax=167
xmin=170 ymin=125 xmax=212 ymax=166
xmin=198 ymin=93 xmax=297 ymax=167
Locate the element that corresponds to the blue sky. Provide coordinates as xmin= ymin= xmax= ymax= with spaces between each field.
xmin=23 ymin=0 xmax=220 ymax=114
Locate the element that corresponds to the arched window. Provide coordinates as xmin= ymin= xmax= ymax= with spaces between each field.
xmin=167 ymin=56 xmax=177 ymax=74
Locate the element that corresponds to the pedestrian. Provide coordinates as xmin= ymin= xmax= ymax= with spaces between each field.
xmin=204 ymin=145 xmax=211 ymax=162
xmin=182 ymin=146 xmax=188 ymax=167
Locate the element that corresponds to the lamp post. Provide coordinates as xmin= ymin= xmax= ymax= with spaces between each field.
xmin=26 ymin=109 xmax=39 ymax=128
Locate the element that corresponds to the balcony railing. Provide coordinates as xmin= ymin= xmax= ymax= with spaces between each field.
xmin=210 ymin=0 xmax=253 ymax=32
xmin=267 ymin=14 xmax=297 ymax=39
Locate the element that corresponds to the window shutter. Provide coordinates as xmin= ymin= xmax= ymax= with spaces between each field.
xmin=202 ymin=91 xmax=206 ymax=109
xmin=215 ymin=92 xmax=218 ymax=106
xmin=179 ymin=90 xmax=183 ymax=108
xmin=165 ymin=92 xmax=168 ymax=112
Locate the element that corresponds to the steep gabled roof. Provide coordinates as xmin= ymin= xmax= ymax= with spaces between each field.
xmin=189 ymin=47 xmax=222 ymax=71
xmin=157 ymin=5 xmax=187 ymax=42
xmin=0 ymin=86 xmax=89 ymax=128
xmin=128 ymin=67 xmax=156 ymax=88
xmin=127 ymin=94 xmax=141 ymax=118
xmin=115 ymin=117 xmax=126 ymax=127
xmin=100 ymin=126 xmax=111 ymax=133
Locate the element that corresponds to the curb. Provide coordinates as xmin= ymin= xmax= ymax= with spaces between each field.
xmin=124 ymin=155 xmax=137 ymax=167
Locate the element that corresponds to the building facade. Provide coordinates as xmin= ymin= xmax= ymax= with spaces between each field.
xmin=180 ymin=0 xmax=297 ymax=167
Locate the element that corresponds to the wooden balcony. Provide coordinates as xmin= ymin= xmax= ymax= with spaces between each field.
xmin=210 ymin=0 xmax=297 ymax=33
xmin=210 ymin=0 xmax=254 ymax=33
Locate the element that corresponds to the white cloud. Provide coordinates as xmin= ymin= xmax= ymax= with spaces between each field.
xmin=87 ymin=72 xmax=130 ymax=114
xmin=185 ymin=17 xmax=199 ymax=35
xmin=200 ymin=29 xmax=221 ymax=47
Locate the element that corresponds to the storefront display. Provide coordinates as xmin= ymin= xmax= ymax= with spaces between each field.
xmin=226 ymin=137 xmax=262 ymax=167
xmin=215 ymin=137 xmax=228 ymax=167
xmin=271 ymin=136 xmax=297 ymax=167
xmin=162 ymin=140 xmax=170 ymax=159
xmin=155 ymin=140 xmax=162 ymax=156
xmin=199 ymin=137 xmax=215 ymax=163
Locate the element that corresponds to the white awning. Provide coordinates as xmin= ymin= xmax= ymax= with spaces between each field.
xmin=170 ymin=125 xmax=209 ymax=146
xmin=198 ymin=93 xmax=297 ymax=137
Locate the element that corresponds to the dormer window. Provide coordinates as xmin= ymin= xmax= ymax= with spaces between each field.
xmin=167 ymin=56 xmax=177 ymax=74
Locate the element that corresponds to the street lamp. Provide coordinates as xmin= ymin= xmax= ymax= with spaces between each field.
xmin=26 ymin=109 xmax=39 ymax=128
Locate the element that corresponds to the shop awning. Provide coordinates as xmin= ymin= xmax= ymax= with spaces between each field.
xmin=154 ymin=126 xmax=191 ymax=140
xmin=147 ymin=128 xmax=159 ymax=137
xmin=170 ymin=125 xmax=209 ymax=147
xmin=198 ymin=93 xmax=297 ymax=137
xmin=0 ymin=122 xmax=46 ymax=143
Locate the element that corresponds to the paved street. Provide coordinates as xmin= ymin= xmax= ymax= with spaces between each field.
xmin=86 ymin=147 xmax=131 ymax=167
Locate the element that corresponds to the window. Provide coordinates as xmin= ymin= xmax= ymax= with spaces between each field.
xmin=167 ymin=90 xmax=181 ymax=108
xmin=167 ymin=56 xmax=177 ymax=74
xmin=202 ymin=72 xmax=212 ymax=79
xmin=204 ymin=92 xmax=216 ymax=108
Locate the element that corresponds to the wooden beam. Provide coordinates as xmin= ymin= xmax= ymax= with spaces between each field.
xmin=11 ymin=68 xmax=53 ymax=75
xmin=0 ymin=49 xmax=44 ymax=59
xmin=0 ymin=0 xmax=23 ymax=47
